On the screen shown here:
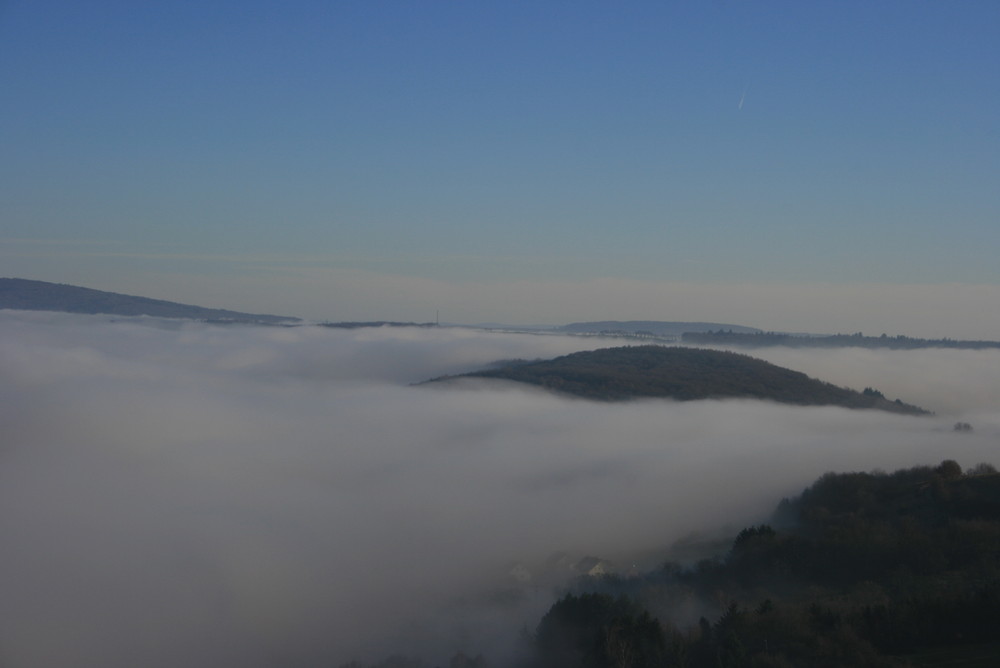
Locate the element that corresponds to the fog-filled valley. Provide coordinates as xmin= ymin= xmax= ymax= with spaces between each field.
xmin=2 ymin=311 xmax=999 ymax=667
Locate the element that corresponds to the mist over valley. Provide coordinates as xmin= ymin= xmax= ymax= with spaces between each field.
xmin=3 ymin=307 xmax=999 ymax=666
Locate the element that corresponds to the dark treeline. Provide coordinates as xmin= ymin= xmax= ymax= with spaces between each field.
xmin=346 ymin=461 xmax=1000 ymax=668
xmin=682 ymin=330 xmax=1000 ymax=350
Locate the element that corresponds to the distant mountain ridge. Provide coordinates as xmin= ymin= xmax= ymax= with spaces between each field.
xmin=684 ymin=329 xmax=1000 ymax=350
xmin=558 ymin=321 xmax=761 ymax=336
xmin=0 ymin=278 xmax=300 ymax=323
xmin=427 ymin=345 xmax=929 ymax=415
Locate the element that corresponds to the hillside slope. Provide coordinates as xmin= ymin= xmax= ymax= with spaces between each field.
xmin=0 ymin=278 xmax=299 ymax=323
xmin=431 ymin=345 xmax=929 ymax=414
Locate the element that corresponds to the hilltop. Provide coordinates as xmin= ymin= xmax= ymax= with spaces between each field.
xmin=428 ymin=345 xmax=929 ymax=414
xmin=0 ymin=278 xmax=299 ymax=324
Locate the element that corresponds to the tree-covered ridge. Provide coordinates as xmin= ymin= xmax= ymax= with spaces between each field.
xmin=433 ymin=346 xmax=929 ymax=415
xmin=529 ymin=461 xmax=1000 ymax=668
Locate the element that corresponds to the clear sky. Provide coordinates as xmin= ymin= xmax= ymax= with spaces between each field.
xmin=2 ymin=1 xmax=999 ymax=336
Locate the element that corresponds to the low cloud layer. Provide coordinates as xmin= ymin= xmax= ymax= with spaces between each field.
xmin=1 ymin=312 xmax=998 ymax=666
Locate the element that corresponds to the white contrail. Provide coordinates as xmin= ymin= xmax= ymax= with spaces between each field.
xmin=739 ymin=83 xmax=749 ymax=110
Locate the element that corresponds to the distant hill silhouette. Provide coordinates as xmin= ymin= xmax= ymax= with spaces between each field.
xmin=428 ymin=345 xmax=929 ymax=415
xmin=0 ymin=278 xmax=299 ymax=323
xmin=558 ymin=321 xmax=761 ymax=336
xmin=683 ymin=329 xmax=1000 ymax=350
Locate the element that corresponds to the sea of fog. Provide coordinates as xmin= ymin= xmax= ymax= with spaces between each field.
xmin=1 ymin=311 xmax=998 ymax=667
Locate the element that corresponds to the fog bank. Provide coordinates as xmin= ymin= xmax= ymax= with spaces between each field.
xmin=1 ymin=312 xmax=997 ymax=666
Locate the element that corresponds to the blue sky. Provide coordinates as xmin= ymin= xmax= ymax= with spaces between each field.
xmin=2 ymin=1 xmax=999 ymax=334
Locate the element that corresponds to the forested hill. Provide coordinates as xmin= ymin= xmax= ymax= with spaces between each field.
xmin=431 ymin=346 xmax=929 ymax=415
xmin=0 ymin=278 xmax=299 ymax=323
xmin=527 ymin=461 xmax=1000 ymax=668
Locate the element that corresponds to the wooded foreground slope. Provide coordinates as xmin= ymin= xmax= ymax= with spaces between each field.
xmin=345 ymin=461 xmax=1000 ymax=668
xmin=533 ymin=460 xmax=1000 ymax=668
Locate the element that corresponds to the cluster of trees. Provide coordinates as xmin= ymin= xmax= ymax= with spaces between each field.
xmin=681 ymin=330 xmax=1000 ymax=350
xmin=529 ymin=592 xmax=902 ymax=668
xmin=433 ymin=346 xmax=928 ymax=415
